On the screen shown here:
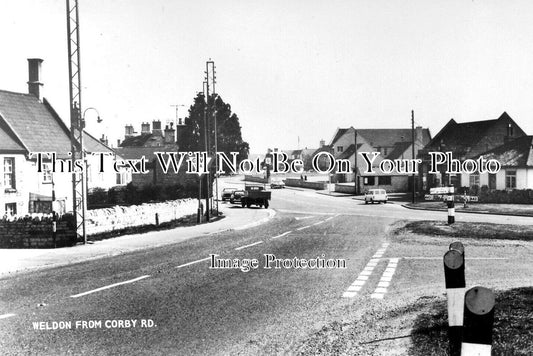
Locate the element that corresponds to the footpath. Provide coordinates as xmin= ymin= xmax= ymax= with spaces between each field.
xmin=0 ymin=204 xmax=275 ymax=277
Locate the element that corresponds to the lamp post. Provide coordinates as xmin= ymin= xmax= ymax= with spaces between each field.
xmin=80 ymin=107 xmax=101 ymax=244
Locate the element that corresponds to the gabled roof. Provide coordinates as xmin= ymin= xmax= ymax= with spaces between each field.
xmin=329 ymin=128 xmax=349 ymax=146
xmin=0 ymin=89 xmax=113 ymax=155
xmin=337 ymin=143 xmax=364 ymax=160
xmin=477 ymin=136 xmax=533 ymax=167
xmin=119 ymin=134 xmax=155 ymax=147
xmin=386 ymin=141 xmax=412 ymax=160
xmin=425 ymin=112 xmax=525 ymax=157
xmin=358 ymin=129 xmax=417 ymax=148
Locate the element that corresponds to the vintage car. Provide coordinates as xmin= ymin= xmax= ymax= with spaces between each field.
xmin=229 ymin=190 xmax=245 ymax=204
xmin=270 ymin=179 xmax=285 ymax=189
xmin=221 ymin=188 xmax=236 ymax=201
xmin=364 ymin=189 xmax=388 ymax=204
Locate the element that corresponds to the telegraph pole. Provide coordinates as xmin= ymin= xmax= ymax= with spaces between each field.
xmin=66 ymin=0 xmax=86 ymax=243
xmin=206 ymin=60 xmax=218 ymax=215
xmin=411 ymin=110 xmax=416 ymax=203
xmin=353 ymin=127 xmax=358 ymax=195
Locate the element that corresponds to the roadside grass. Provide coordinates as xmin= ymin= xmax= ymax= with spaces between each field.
xmin=296 ymin=288 xmax=533 ymax=355
xmin=405 ymin=202 xmax=533 ymax=217
xmin=395 ymin=220 xmax=533 ymax=241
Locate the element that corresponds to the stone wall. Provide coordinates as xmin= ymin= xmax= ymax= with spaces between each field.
xmin=85 ymin=199 xmax=197 ymax=235
xmin=0 ymin=198 xmax=198 ymax=248
xmin=335 ymin=183 xmax=356 ymax=194
xmin=244 ymin=175 xmax=269 ymax=184
xmin=0 ymin=214 xmax=76 ymax=248
xmin=285 ymin=178 xmax=327 ymax=190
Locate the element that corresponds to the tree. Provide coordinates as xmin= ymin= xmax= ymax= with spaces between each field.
xmin=182 ymin=93 xmax=249 ymax=163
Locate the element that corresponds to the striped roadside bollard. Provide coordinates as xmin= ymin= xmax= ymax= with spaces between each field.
xmin=447 ymin=194 xmax=455 ymax=224
xmin=444 ymin=242 xmax=465 ymax=356
xmin=462 ymin=286 xmax=495 ymax=356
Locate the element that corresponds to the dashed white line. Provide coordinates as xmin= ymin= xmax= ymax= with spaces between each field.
xmin=0 ymin=313 xmax=16 ymax=320
xmin=176 ymin=256 xmax=212 ymax=269
xmin=70 ymin=275 xmax=151 ymax=298
xmin=272 ymin=231 xmax=292 ymax=239
xmin=312 ymin=221 xmax=325 ymax=226
xmin=371 ymin=258 xmax=399 ymax=299
xmin=235 ymin=241 xmax=264 ymax=250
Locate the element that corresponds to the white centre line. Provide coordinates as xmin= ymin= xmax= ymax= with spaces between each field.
xmin=272 ymin=231 xmax=292 ymax=239
xmin=235 ymin=241 xmax=264 ymax=251
xmin=0 ymin=313 xmax=16 ymax=320
xmin=70 ymin=275 xmax=151 ymax=298
xmin=176 ymin=256 xmax=212 ymax=269
xmin=312 ymin=220 xmax=325 ymax=226
xmin=296 ymin=225 xmax=311 ymax=231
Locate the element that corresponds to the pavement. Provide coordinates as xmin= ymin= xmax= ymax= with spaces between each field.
xmin=0 ymin=203 xmax=275 ymax=277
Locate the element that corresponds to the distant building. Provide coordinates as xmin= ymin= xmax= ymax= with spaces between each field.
xmin=418 ymin=112 xmax=527 ymax=191
xmin=0 ymin=58 xmax=129 ymax=216
xmin=327 ymin=126 xmax=432 ymax=192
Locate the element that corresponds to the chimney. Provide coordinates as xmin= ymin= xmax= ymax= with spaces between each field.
xmin=319 ymin=139 xmax=325 ymax=148
xmin=164 ymin=122 xmax=175 ymax=144
xmin=27 ymin=58 xmax=44 ymax=100
xmin=125 ymin=124 xmax=135 ymax=138
xmin=152 ymin=120 xmax=162 ymax=136
xmin=117 ymin=139 xmax=121 ymax=147
xmin=141 ymin=122 xmax=150 ymax=134
xmin=99 ymin=134 xmax=108 ymax=146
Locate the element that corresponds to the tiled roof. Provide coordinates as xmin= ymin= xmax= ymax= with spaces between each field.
xmin=0 ymin=89 xmax=113 ymax=155
xmin=386 ymin=141 xmax=412 ymax=160
xmin=358 ymin=129 xmax=416 ymax=148
xmin=330 ymin=128 xmax=348 ymax=146
xmin=119 ymin=134 xmax=154 ymax=147
xmin=337 ymin=143 xmax=364 ymax=160
xmin=0 ymin=117 xmax=25 ymax=152
xmin=477 ymin=136 xmax=533 ymax=167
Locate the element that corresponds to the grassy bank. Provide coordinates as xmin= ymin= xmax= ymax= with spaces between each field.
xmin=405 ymin=201 xmax=533 ymax=217
xmin=296 ymin=287 xmax=532 ymax=355
xmin=395 ymin=220 xmax=533 ymax=241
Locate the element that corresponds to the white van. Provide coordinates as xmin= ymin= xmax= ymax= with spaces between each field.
xmin=364 ymin=189 xmax=388 ymax=204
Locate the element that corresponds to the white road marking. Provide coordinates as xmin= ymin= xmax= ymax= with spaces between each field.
xmin=295 ymin=216 xmax=313 ymax=220
xmin=272 ymin=231 xmax=292 ymax=239
xmin=343 ymin=242 xmax=389 ymax=298
xmin=296 ymin=225 xmax=311 ymax=231
xmin=176 ymin=256 xmax=212 ymax=269
xmin=235 ymin=241 xmax=264 ymax=250
xmin=401 ymin=257 xmax=508 ymax=260
xmin=312 ymin=221 xmax=325 ymax=226
xmin=70 ymin=275 xmax=151 ymax=298
xmin=0 ymin=313 xmax=16 ymax=320
xmin=371 ymin=258 xmax=398 ymax=299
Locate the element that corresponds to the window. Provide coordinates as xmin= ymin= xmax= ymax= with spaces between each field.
xmin=42 ymin=163 xmax=52 ymax=183
xmin=488 ymin=173 xmax=496 ymax=190
xmin=469 ymin=173 xmax=480 ymax=187
xmin=5 ymin=203 xmax=17 ymax=216
xmin=505 ymin=170 xmax=516 ymax=189
xmin=364 ymin=176 xmax=375 ymax=185
xmin=337 ymin=146 xmax=343 ymax=153
xmin=3 ymin=158 xmax=15 ymax=190
xmin=116 ymin=172 xmax=128 ymax=185
xmin=378 ymin=176 xmax=391 ymax=185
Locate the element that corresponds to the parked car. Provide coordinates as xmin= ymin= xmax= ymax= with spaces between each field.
xmin=229 ymin=190 xmax=245 ymax=204
xmin=364 ymin=189 xmax=388 ymax=204
xmin=270 ymin=179 xmax=285 ymax=189
xmin=241 ymin=185 xmax=271 ymax=208
xmin=221 ymin=188 xmax=236 ymax=201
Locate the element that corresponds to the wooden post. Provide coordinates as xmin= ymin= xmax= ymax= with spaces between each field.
xmin=444 ymin=244 xmax=465 ymax=356
xmin=462 ymin=286 xmax=495 ymax=356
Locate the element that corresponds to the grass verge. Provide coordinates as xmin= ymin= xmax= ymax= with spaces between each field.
xmin=296 ymin=288 xmax=532 ymax=355
xmin=394 ymin=220 xmax=533 ymax=241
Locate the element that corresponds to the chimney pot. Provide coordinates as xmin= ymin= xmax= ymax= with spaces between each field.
xmin=27 ymin=58 xmax=44 ymax=100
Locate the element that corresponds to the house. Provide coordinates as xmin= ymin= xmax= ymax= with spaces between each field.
xmin=465 ymin=135 xmax=533 ymax=191
xmin=0 ymin=58 xmax=129 ymax=216
xmin=418 ymin=112 xmax=527 ymax=191
xmin=115 ymin=122 xmax=193 ymax=187
xmin=327 ymin=126 xmax=432 ymax=192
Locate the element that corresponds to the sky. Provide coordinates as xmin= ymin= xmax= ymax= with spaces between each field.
xmin=2 ymin=0 xmax=533 ymax=154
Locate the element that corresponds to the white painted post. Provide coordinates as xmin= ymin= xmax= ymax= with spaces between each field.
xmin=444 ymin=242 xmax=465 ymax=356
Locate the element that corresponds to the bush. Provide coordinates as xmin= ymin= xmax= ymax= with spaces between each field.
xmin=478 ymin=189 xmax=533 ymax=204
